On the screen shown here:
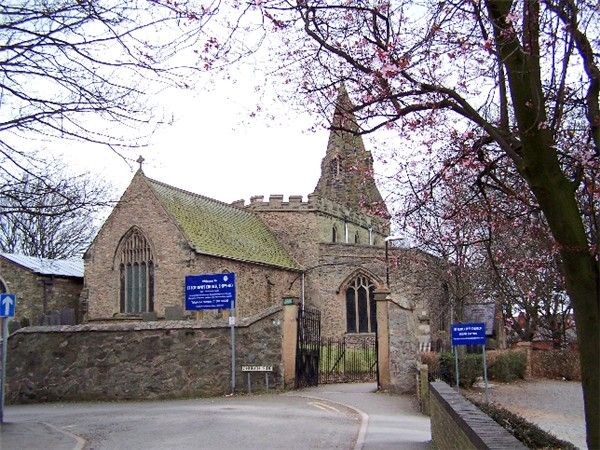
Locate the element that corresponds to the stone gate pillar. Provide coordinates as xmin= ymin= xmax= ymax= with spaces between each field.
xmin=375 ymin=287 xmax=392 ymax=389
xmin=281 ymin=297 xmax=299 ymax=388
xmin=375 ymin=288 xmax=418 ymax=393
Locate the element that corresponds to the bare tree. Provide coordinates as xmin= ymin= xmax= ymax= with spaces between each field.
xmin=1 ymin=0 xmax=217 ymax=213
xmin=0 ymin=161 xmax=111 ymax=258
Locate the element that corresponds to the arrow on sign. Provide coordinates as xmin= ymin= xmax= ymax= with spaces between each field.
xmin=1 ymin=295 xmax=14 ymax=316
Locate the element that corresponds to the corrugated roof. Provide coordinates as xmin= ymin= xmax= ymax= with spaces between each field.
xmin=0 ymin=253 xmax=84 ymax=277
xmin=146 ymin=178 xmax=300 ymax=271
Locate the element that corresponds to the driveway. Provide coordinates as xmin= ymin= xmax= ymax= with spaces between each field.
xmin=467 ymin=379 xmax=586 ymax=449
xmin=295 ymin=383 xmax=431 ymax=450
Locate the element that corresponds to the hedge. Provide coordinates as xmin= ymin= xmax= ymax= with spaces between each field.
xmin=531 ymin=349 xmax=581 ymax=381
xmin=470 ymin=398 xmax=577 ymax=449
xmin=422 ymin=349 xmax=527 ymax=387
xmin=488 ymin=350 xmax=527 ymax=382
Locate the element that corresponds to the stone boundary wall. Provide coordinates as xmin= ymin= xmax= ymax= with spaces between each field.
xmin=7 ymin=306 xmax=284 ymax=404
xmin=430 ymin=381 xmax=527 ymax=450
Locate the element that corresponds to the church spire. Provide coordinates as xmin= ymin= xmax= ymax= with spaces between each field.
xmin=312 ymin=83 xmax=389 ymax=220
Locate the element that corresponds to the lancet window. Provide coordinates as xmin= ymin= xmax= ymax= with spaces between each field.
xmin=345 ymin=275 xmax=377 ymax=333
xmin=329 ymin=155 xmax=342 ymax=178
xmin=118 ymin=228 xmax=154 ymax=314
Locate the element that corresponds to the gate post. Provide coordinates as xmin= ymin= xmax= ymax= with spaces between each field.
xmin=282 ymin=296 xmax=299 ymax=388
xmin=374 ymin=287 xmax=391 ymax=390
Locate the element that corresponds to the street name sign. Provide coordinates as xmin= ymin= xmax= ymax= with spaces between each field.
xmin=185 ymin=273 xmax=236 ymax=310
xmin=451 ymin=322 xmax=486 ymax=346
xmin=241 ymin=365 xmax=273 ymax=372
xmin=0 ymin=294 xmax=16 ymax=318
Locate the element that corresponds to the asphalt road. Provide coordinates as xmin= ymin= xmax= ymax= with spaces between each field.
xmin=3 ymin=394 xmax=360 ymax=450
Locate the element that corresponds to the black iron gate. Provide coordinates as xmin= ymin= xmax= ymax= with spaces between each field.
xmin=319 ymin=336 xmax=377 ymax=384
xmin=295 ymin=307 xmax=321 ymax=388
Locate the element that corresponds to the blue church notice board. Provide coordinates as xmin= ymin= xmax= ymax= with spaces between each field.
xmin=185 ymin=273 xmax=236 ymax=310
xmin=451 ymin=323 xmax=486 ymax=346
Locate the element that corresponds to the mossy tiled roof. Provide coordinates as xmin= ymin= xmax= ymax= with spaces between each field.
xmin=146 ymin=177 xmax=300 ymax=271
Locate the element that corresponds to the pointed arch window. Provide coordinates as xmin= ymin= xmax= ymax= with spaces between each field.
xmin=0 ymin=279 xmax=6 ymax=294
xmin=345 ymin=275 xmax=377 ymax=333
xmin=119 ymin=228 xmax=154 ymax=314
xmin=332 ymin=225 xmax=338 ymax=243
xmin=354 ymin=231 xmax=360 ymax=244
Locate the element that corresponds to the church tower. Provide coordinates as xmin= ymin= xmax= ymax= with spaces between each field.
xmin=312 ymin=84 xmax=389 ymax=220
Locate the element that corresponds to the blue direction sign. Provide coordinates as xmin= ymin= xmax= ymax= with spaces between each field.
xmin=185 ymin=273 xmax=236 ymax=310
xmin=451 ymin=322 xmax=486 ymax=346
xmin=0 ymin=294 xmax=16 ymax=318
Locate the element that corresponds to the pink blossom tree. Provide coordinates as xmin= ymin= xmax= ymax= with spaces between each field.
xmin=198 ymin=0 xmax=599 ymax=444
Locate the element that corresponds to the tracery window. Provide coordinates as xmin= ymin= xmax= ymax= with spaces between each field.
xmin=119 ymin=228 xmax=154 ymax=314
xmin=345 ymin=275 xmax=377 ymax=333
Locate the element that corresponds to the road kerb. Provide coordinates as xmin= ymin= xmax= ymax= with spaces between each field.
xmin=42 ymin=422 xmax=86 ymax=450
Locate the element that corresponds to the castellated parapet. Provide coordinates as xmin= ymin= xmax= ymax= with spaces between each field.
xmin=235 ymin=194 xmax=388 ymax=235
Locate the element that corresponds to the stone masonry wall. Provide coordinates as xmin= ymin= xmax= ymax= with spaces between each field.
xmin=429 ymin=381 xmax=527 ymax=450
xmin=244 ymin=204 xmax=390 ymax=340
xmin=248 ymin=203 xmax=448 ymax=343
xmin=388 ymin=249 xmax=449 ymax=351
xmin=84 ymin=174 xmax=300 ymax=321
xmin=248 ymin=206 xmax=388 ymax=271
xmin=6 ymin=306 xmax=284 ymax=403
xmin=0 ymin=258 xmax=82 ymax=324
xmin=387 ymin=300 xmax=418 ymax=393
xmin=243 ymin=194 xmax=388 ymax=237
xmin=312 ymin=243 xmax=385 ymax=338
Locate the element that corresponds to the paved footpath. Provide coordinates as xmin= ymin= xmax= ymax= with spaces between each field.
xmin=0 ymin=421 xmax=84 ymax=450
xmin=289 ymin=383 xmax=431 ymax=449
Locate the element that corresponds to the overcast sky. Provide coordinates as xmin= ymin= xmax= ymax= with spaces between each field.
xmin=50 ymin=78 xmax=343 ymax=205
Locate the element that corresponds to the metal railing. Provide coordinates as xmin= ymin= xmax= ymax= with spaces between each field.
xmin=319 ymin=336 xmax=377 ymax=384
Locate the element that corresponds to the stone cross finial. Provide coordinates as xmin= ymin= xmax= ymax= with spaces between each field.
xmin=136 ymin=155 xmax=145 ymax=170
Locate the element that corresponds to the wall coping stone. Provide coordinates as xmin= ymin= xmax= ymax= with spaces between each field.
xmin=12 ymin=304 xmax=283 ymax=334
xmin=430 ymin=381 xmax=527 ymax=450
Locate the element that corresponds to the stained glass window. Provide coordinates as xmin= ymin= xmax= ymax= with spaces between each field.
xmin=119 ymin=228 xmax=154 ymax=313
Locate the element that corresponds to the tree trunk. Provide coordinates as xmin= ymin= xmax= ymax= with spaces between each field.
xmin=515 ymin=82 xmax=599 ymax=450
xmin=485 ymin=1 xmax=600 ymax=446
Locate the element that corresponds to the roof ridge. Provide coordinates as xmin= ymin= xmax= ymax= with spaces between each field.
xmin=0 ymin=252 xmax=83 ymax=277
xmin=0 ymin=252 xmax=81 ymax=263
xmin=146 ymin=176 xmax=248 ymax=212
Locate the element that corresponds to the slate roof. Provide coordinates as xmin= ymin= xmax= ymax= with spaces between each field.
xmin=146 ymin=177 xmax=300 ymax=271
xmin=0 ymin=253 xmax=84 ymax=278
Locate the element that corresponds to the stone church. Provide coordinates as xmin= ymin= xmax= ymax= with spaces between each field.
xmin=82 ymin=86 xmax=448 ymax=345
